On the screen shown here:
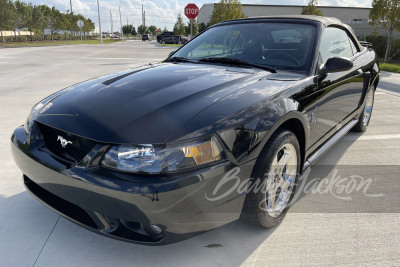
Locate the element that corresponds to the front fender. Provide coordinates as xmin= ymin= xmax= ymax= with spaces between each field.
xmin=256 ymin=109 xmax=310 ymax=149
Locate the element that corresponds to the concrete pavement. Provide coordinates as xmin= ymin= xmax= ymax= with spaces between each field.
xmin=0 ymin=41 xmax=399 ymax=266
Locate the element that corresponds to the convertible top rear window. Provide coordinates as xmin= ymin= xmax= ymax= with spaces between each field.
xmin=173 ymin=22 xmax=316 ymax=72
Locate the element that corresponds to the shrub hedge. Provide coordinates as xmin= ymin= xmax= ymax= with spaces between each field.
xmin=361 ymin=34 xmax=400 ymax=60
xmin=1 ymin=34 xmax=99 ymax=43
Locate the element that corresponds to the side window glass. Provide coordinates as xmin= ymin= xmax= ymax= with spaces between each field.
xmin=348 ymin=36 xmax=358 ymax=55
xmin=319 ymin=27 xmax=353 ymax=64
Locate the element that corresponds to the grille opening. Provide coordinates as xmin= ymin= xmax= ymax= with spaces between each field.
xmin=24 ymin=175 xmax=97 ymax=229
xmin=35 ymin=122 xmax=97 ymax=166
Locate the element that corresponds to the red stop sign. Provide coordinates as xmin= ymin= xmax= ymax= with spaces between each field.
xmin=185 ymin=4 xmax=199 ymax=20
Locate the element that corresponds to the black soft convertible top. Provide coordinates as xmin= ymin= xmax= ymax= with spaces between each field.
xmin=217 ymin=15 xmax=363 ymax=51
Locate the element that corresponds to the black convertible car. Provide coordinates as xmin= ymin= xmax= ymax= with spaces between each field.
xmin=12 ymin=16 xmax=379 ymax=245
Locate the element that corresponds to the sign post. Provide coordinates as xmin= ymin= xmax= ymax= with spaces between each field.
xmin=184 ymin=3 xmax=199 ymax=38
xmin=77 ymin=19 xmax=84 ymax=44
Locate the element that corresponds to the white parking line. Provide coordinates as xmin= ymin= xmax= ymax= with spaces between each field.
xmin=377 ymin=88 xmax=400 ymax=97
xmin=90 ymin=57 xmax=153 ymax=60
xmin=343 ymin=134 xmax=400 ymax=141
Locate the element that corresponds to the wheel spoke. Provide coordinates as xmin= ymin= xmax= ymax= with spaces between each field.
xmin=363 ymin=90 xmax=374 ymax=126
xmin=278 ymin=149 xmax=290 ymax=167
xmin=280 ymin=176 xmax=292 ymax=192
xmin=267 ymin=186 xmax=278 ymax=212
xmin=270 ymin=156 xmax=279 ymax=173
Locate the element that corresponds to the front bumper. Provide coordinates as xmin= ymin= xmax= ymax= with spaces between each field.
xmin=11 ymin=126 xmax=253 ymax=245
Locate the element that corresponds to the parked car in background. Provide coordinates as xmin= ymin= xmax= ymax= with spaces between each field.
xmin=182 ymin=36 xmax=189 ymax=43
xmin=12 ymin=16 xmax=379 ymax=246
xmin=159 ymin=35 xmax=187 ymax=44
xmin=142 ymin=34 xmax=151 ymax=41
xmin=156 ymin=31 xmax=174 ymax=43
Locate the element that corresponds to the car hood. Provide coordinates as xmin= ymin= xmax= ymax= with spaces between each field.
xmin=35 ymin=63 xmax=270 ymax=144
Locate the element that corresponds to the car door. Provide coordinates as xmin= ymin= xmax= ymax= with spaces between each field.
xmin=312 ymin=26 xmax=364 ymax=145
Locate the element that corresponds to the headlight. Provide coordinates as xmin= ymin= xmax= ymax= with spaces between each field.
xmin=101 ymin=137 xmax=224 ymax=173
xmin=24 ymin=102 xmax=45 ymax=134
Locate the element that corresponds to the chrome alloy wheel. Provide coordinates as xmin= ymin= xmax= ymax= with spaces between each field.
xmin=363 ymin=89 xmax=374 ymax=126
xmin=264 ymin=143 xmax=297 ymax=218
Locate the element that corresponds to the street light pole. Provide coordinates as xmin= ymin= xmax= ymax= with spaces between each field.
xmin=110 ymin=10 xmax=113 ymax=37
xmin=119 ymin=6 xmax=123 ymax=40
xmin=69 ymin=0 xmax=73 ymax=38
xmin=97 ymin=0 xmax=102 ymax=44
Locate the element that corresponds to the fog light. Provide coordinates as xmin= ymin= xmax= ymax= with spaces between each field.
xmin=140 ymin=223 xmax=163 ymax=237
xmin=150 ymin=224 xmax=162 ymax=234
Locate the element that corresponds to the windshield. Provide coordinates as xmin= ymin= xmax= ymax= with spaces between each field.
xmin=172 ymin=22 xmax=316 ymax=72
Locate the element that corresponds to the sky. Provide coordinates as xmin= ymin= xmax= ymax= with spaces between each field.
xmin=27 ymin=0 xmax=373 ymax=33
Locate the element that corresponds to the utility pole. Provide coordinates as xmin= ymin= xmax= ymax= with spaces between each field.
xmin=142 ymin=5 xmax=146 ymax=28
xmin=110 ymin=10 xmax=113 ymax=37
xmin=119 ymin=6 xmax=123 ymax=39
xmin=97 ymin=0 xmax=102 ymax=44
xmin=69 ymin=0 xmax=73 ymax=38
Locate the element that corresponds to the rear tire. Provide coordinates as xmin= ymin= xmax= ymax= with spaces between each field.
xmin=353 ymin=87 xmax=375 ymax=132
xmin=241 ymin=129 xmax=300 ymax=228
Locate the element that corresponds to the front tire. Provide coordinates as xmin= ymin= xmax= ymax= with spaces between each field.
xmin=353 ymin=87 xmax=375 ymax=132
xmin=241 ymin=129 xmax=300 ymax=228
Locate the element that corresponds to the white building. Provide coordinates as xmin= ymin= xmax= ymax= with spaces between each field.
xmin=198 ymin=4 xmax=399 ymax=38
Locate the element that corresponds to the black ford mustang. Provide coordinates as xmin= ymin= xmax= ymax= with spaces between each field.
xmin=11 ymin=16 xmax=379 ymax=245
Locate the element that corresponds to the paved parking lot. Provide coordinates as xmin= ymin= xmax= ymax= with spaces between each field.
xmin=0 ymin=41 xmax=399 ymax=266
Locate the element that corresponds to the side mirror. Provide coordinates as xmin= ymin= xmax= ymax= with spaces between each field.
xmin=320 ymin=57 xmax=353 ymax=75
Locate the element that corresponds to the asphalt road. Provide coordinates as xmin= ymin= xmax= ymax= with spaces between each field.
xmin=0 ymin=41 xmax=399 ymax=266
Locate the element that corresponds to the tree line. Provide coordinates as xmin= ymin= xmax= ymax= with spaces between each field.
xmin=173 ymin=14 xmax=200 ymax=36
xmin=122 ymin=18 xmax=201 ymax=39
xmin=0 ymin=0 xmax=95 ymax=43
xmin=122 ymin=24 xmax=170 ymax=37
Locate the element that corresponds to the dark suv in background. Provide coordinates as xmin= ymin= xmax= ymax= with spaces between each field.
xmin=156 ymin=31 xmax=174 ymax=43
xmin=142 ymin=34 xmax=151 ymax=41
xmin=159 ymin=35 xmax=188 ymax=44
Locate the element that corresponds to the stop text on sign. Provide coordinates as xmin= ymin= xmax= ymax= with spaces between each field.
xmin=186 ymin=8 xmax=198 ymax=15
xmin=184 ymin=4 xmax=199 ymax=20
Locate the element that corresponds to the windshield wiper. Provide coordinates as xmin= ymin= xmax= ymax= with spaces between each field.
xmin=199 ymin=57 xmax=276 ymax=73
xmin=164 ymin=57 xmax=198 ymax=63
